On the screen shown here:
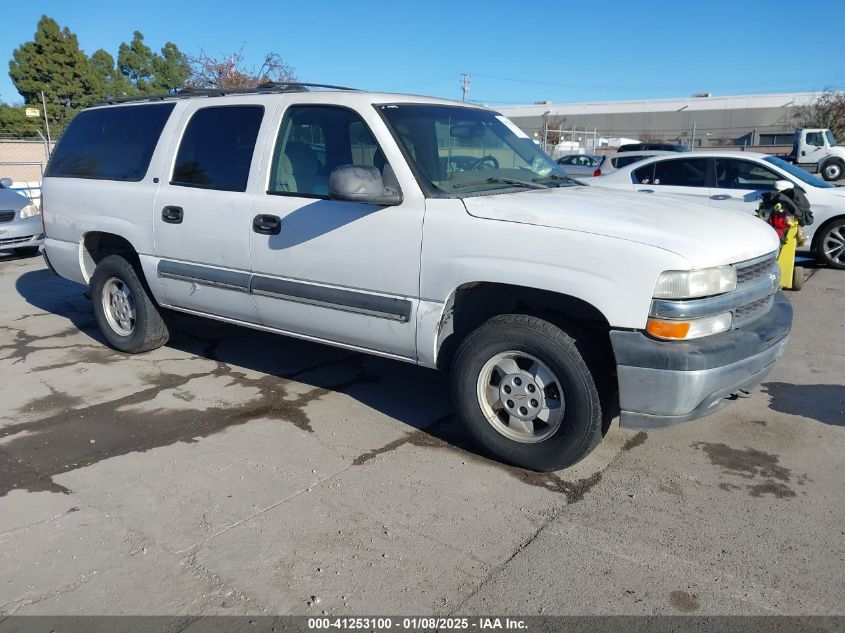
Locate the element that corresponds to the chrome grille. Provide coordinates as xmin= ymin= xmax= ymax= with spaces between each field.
xmin=0 ymin=211 xmax=15 ymax=223
xmin=736 ymin=252 xmax=778 ymax=285
xmin=0 ymin=236 xmax=35 ymax=246
xmin=733 ymin=293 xmax=775 ymax=326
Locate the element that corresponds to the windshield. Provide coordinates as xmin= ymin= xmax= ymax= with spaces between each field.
xmin=378 ymin=104 xmax=571 ymax=195
xmin=764 ymin=156 xmax=835 ymax=189
xmin=826 ymin=130 xmax=837 ymax=147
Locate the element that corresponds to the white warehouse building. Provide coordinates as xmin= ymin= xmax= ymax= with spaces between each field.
xmin=496 ymin=91 xmax=824 ymax=152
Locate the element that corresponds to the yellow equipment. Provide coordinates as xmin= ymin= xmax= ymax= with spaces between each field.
xmin=777 ymin=218 xmax=804 ymax=291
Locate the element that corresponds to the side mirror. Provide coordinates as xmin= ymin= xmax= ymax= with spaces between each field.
xmin=774 ymin=180 xmax=794 ymax=192
xmin=329 ymin=165 xmax=402 ymax=206
xmin=0 ymin=177 xmax=12 ymax=188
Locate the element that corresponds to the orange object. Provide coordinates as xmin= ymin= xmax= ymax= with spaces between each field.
xmin=646 ymin=319 xmax=691 ymax=340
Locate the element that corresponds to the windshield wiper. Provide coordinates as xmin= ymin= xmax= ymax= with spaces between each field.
xmin=532 ymin=174 xmax=584 ymax=186
xmin=451 ymin=177 xmax=548 ymax=190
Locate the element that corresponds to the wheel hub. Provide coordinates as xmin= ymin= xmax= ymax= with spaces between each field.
xmin=499 ymin=372 xmax=544 ymax=420
xmin=476 ymin=351 xmax=565 ymax=444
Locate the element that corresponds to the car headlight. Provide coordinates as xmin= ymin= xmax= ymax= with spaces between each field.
xmin=653 ymin=265 xmax=736 ymax=299
xmin=646 ymin=312 xmax=733 ymax=340
xmin=19 ymin=203 xmax=41 ymax=219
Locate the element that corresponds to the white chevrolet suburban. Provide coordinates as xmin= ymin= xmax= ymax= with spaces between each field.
xmin=42 ymin=84 xmax=792 ymax=471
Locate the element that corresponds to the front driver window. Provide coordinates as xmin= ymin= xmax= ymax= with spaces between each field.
xmin=715 ymin=159 xmax=780 ymax=190
xmin=268 ymin=106 xmax=386 ymax=197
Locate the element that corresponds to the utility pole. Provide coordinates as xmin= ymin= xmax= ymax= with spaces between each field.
xmin=460 ymin=73 xmax=471 ymax=102
xmin=40 ymin=90 xmax=52 ymax=149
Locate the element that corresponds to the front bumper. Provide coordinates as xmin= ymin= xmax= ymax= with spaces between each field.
xmin=0 ymin=215 xmax=44 ymax=250
xmin=611 ymin=291 xmax=792 ymax=429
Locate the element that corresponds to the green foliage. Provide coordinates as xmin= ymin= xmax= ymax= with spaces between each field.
xmin=8 ymin=15 xmax=98 ymax=128
xmin=90 ymin=49 xmax=131 ymax=99
xmin=117 ymin=31 xmax=189 ymax=95
xmin=2 ymin=15 xmax=289 ymax=137
xmin=0 ymin=103 xmax=43 ymax=138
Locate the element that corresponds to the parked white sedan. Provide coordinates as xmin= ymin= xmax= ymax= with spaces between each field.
xmin=590 ymin=151 xmax=845 ymax=268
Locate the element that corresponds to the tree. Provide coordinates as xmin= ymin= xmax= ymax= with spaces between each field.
xmin=544 ymin=115 xmax=568 ymax=145
xmin=117 ymin=31 xmax=189 ymax=95
xmin=187 ymin=48 xmax=295 ymax=89
xmin=0 ymin=103 xmax=43 ymax=138
xmin=90 ymin=49 xmax=131 ymax=99
xmin=8 ymin=16 xmax=98 ymax=128
xmin=792 ymin=90 xmax=845 ymax=141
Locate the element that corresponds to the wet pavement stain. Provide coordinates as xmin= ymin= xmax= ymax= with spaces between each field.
xmin=669 ymin=590 xmax=700 ymax=613
xmin=0 ymin=356 xmax=379 ymax=497
xmin=747 ymin=482 xmax=797 ymax=499
xmin=621 ymin=431 xmax=647 ymax=451
xmin=694 ymin=442 xmax=809 ymax=499
xmin=352 ymin=415 xmax=610 ymax=504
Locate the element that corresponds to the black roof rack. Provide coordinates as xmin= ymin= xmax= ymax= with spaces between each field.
xmin=96 ymin=82 xmax=359 ymax=105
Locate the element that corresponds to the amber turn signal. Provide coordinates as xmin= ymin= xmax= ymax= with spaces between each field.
xmin=646 ymin=319 xmax=691 ymax=340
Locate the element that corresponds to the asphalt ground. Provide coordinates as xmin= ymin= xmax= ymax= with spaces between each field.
xmin=0 ymin=251 xmax=842 ymax=618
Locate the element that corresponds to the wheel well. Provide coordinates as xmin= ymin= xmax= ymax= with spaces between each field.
xmin=81 ymin=232 xmax=138 ymax=281
xmin=811 ymin=214 xmax=845 ymax=253
xmin=435 ymin=282 xmax=612 ymax=371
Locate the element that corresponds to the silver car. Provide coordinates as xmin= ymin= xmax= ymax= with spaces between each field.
xmin=0 ymin=177 xmax=43 ymax=256
xmin=556 ymin=153 xmax=605 ymax=177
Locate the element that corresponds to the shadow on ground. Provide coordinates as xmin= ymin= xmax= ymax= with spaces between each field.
xmin=761 ymin=382 xmax=845 ymax=427
xmin=9 ymin=267 xmax=626 ymax=499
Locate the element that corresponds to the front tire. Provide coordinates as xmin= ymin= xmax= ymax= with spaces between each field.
xmin=451 ymin=314 xmax=605 ymax=472
xmin=14 ymin=246 xmax=40 ymax=257
xmin=816 ymin=219 xmax=845 ymax=269
xmin=90 ymin=254 xmax=169 ymax=353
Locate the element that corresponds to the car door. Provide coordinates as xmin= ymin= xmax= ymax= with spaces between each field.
xmin=153 ymin=101 xmax=269 ymax=323
xmin=631 ymin=156 xmax=712 ymax=203
xmin=248 ymin=103 xmax=424 ymax=359
xmin=709 ymin=158 xmax=782 ymax=217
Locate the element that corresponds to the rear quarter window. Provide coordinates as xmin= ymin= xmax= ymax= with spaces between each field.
xmin=46 ymin=103 xmax=175 ymax=181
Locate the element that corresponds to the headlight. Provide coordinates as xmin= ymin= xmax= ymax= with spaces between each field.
xmin=653 ymin=265 xmax=736 ymax=299
xmin=19 ymin=203 xmax=41 ymax=219
xmin=646 ymin=312 xmax=733 ymax=340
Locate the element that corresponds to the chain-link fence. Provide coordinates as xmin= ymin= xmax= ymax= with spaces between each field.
xmin=532 ymin=123 xmax=794 ymax=159
xmin=0 ymin=136 xmax=53 ymax=208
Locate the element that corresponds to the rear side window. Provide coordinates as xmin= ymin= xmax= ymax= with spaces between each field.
xmin=613 ymin=154 xmax=651 ymax=169
xmin=172 ymin=106 xmax=264 ymax=192
xmin=46 ymin=103 xmax=175 ymax=181
xmin=651 ymin=158 xmax=708 ymax=187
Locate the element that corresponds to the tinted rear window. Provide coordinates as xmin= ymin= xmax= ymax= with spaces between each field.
xmin=171 ymin=106 xmax=264 ymax=192
xmin=46 ymin=103 xmax=175 ymax=181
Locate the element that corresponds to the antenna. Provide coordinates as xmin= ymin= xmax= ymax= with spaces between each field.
xmin=461 ymin=73 xmax=471 ymax=102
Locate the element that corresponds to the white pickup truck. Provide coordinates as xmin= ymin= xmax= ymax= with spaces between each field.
xmin=41 ymin=84 xmax=792 ymax=471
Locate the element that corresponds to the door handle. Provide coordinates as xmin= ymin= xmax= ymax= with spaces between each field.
xmin=253 ymin=214 xmax=281 ymax=235
xmin=710 ymin=194 xmax=732 ymax=200
xmin=161 ymin=206 xmax=183 ymax=224
xmin=637 ymin=189 xmax=654 ymax=193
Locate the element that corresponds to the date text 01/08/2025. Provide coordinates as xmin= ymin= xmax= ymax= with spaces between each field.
xmin=307 ymin=617 xmax=528 ymax=630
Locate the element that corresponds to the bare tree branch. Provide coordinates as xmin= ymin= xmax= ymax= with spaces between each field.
xmin=791 ymin=89 xmax=845 ymax=140
xmin=186 ymin=47 xmax=295 ymax=89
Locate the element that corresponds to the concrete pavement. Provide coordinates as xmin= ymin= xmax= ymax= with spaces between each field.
xmin=0 ymin=252 xmax=842 ymax=617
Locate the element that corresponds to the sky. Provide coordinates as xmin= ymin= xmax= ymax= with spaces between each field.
xmin=0 ymin=0 xmax=841 ymax=106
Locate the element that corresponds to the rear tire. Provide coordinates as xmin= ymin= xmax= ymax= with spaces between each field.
xmin=451 ymin=314 xmax=605 ymax=472
xmin=815 ymin=219 xmax=845 ymax=269
xmin=90 ymin=254 xmax=169 ymax=353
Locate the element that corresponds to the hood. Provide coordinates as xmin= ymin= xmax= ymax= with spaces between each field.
xmin=462 ymin=186 xmax=780 ymax=268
